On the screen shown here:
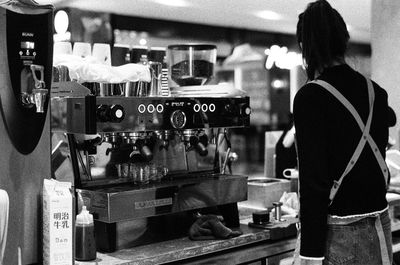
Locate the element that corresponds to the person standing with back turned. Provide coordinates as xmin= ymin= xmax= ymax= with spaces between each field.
xmin=293 ymin=0 xmax=393 ymax=264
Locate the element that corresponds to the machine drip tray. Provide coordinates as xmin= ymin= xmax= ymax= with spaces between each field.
xmin=77 ymin=174 xmax=248 ymax=223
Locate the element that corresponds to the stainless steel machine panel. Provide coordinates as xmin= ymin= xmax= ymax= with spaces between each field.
xmin=51 ymin=93 xmax=251 ymax=134
xmin=77 ymin=174 xmax=247 ymax=223
xmin=51 ymin=78 xmax=250 ymax=252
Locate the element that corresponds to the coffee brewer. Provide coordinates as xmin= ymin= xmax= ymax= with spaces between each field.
xmin=0 ymin=0 xmax=53 ymax=263
xmin=51 ymin=44 xmax=251 ymax=252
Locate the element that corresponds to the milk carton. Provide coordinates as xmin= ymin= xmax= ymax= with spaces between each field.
xmin=43 ymin=179 xmax=74 ymax=265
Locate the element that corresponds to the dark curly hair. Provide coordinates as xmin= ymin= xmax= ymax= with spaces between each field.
xmin=296 ymin=0 xmax=350 ymax=80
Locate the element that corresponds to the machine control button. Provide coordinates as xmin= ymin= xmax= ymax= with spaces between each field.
xmin=109 ymin=104 xmax=125 ymax=122
xmin=224 ymin=104 xmax=235 ymax=113
xmin=209 ymin=103 xmax=216 ymax=112
xmin=156 ymin=104 xmax=164 ymax=113
xmin=19 ymin=51 xmax=23 ymax=56
xmin=201 ymin=104 xmax=208 ymax=112
xmin=147 ymin=104 xmax=155 ymax=113
xmin=240 ymin=104 xmax=252 ymax=115
xmin=193 ymin=104 xmax=201 ymax=112
xmin=97 ymin=104 xmax=125 ymax=122
xmin=115 ymin=109 xmax=123 ymax=119
xmin=170 ymin=110 xmax=187 ymax=129
xmin=138 ymin=104 xmax=146 ymax=113
xmin=225 ymin=103 xmax=251 ymax=116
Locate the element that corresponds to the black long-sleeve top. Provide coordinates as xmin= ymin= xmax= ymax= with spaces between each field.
xmin=293 ymin=64 xmax=389 ymax=258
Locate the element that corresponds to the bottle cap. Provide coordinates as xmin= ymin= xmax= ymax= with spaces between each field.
xmin=76 ymin=206 xmax=93 ymax=225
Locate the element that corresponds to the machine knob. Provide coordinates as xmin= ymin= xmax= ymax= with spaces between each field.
xmin=97 ymin=104 xmax=125 ymax=122
xmin=224 ymin=103 xmax=251 ymax=116
xmin=109 ymin=104 xmax=125 ymax=122
xmin=224 ymin=104 xmax=236 ymax=114
xmin=240 ymin=104 xmax=251 ymax=115
xmin=170 ymin=110 xmax=187 ymax=129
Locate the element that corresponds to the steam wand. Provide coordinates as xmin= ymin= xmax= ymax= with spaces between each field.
xmin=221 ymin=147 xmax=231 ymax=174
xmin=75 ymin=136 xmax=102 ymax=181
xmin=218 ymin=129 xmax=237 ymax=174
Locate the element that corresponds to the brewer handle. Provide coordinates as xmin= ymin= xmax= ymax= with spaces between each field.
xmin=30 ymin=64 xmax=48 ymax=113
xmin=30 ymin=64 xmax=46 ymax=89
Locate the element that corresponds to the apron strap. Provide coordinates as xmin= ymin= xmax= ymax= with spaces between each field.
xmin=375 ymin=215 xmax=391 ymax=264
xmin=309 ymin=77 xmax=388 ymax=204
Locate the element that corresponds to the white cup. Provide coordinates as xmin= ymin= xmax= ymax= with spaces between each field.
xmin=92 ymin=43 xmax=111 ymax=65
xmin=73 ymin=42 xmax=92 ymax=58
xmin=53 ymin=41 xmax=72 ymax=56
xmin=283 ymin=168 xmax=299 ymax=179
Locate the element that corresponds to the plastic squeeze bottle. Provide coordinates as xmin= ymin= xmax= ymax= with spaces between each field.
xmin=75 ymin=206 xmax=96 ymax=261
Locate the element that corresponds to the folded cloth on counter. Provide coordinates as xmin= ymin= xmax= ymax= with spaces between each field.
xmin=188 ymin=214 xmax=242 ymax=240
xmin=53 ymin=54 xmax=151 ymax=83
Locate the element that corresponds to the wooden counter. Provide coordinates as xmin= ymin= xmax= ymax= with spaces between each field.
xmin=75 ymin=224 xmax=296 ymax=265
xmin=75 ymin=193 xmax=400 ymax=264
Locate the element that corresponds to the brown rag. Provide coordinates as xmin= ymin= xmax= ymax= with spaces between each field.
xmin=188 ymin=214 xmax=243 ymax=240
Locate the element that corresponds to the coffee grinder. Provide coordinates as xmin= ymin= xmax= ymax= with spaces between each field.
xmin=0 ymin=0 xmax=53 ymax=264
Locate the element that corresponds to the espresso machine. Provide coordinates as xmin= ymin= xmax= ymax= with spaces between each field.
xmin=0 ymin=0 xmax=53 ymax=264
xmin=51 ymin=44 xmax=251 ymax=252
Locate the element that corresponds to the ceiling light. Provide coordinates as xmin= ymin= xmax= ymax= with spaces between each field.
xmin=54 ymin=10 xmax=69 ymax=34
xmin=255 ymin=10 xmax=282 ymax=21
xmin=153 ymin=0 xmax=189 ymax=7
xmin=139 ymin=38 xmax=147 ymax=46
xmin=271 ymin=79 xmax=287 ymax=89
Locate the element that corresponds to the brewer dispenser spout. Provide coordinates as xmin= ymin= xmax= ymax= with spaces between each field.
xmin=182 ymin=130 xmax=209 ymax=156
xmin=30 ymin=64 xmax=47 ymax=113
xmin=155 ymin=130 xmax=171 ymax=151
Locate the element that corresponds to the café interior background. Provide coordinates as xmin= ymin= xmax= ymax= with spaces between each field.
xmin=38 ymin=0 xmax=374 ymax=174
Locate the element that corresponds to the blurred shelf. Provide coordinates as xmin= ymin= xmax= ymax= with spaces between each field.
xmin=232 ymin=162 xmax=264 ymax=177
xmin=390 ymin=193 xmax=400 ymax=253
xmin=392 ymin=221 xmax=400 ymax=233
xmin=393 ymin=236 xmax=400 ymax=253
xmin=387 ymin=192 xmax=400 ymax=206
